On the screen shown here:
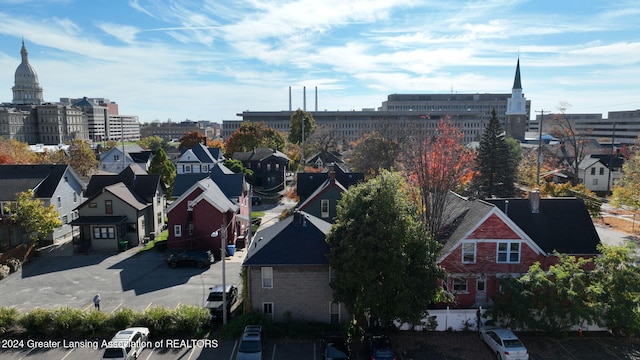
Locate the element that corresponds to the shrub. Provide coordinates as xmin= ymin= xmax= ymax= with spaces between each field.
xmin=108 ymin=307 xmax=137 ymax=334
xmin=20 ymin=308 xmax=51 ymax=336
xmin=0 ymin=307 xmax=21 ymax=335
xmin=50 ymin=307 xmax=86 ymax=338
xmin=140 ymin=306 xmax=174 ymax=338
xmin=0 ymin=264 xmax=9 ymax=280
xmin=172 ymin=305 xmax=210 ymax=338
xmin=4 ymin=258 xmax=22 ymax=273
xmin=83 ymin=308 xmax=110 ymax=337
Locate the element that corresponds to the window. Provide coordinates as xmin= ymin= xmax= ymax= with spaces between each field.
xmin=73 ymin=192 xmax=77 ymax=203
xmin=157 ymin=212 xmax=162 ymax=225
xmin=89 ymin=202 xmax=97 ymax=208
xmin=57 ymin=196 xmax=62 ymax=208
xmin=477 ymin=277 xmax=486 ymax=291
xmin=105 ymin=200 xmax=113 ymax=214
xmin=321 ymin=199 xmax=329 ymax=218
xmin=267 ymin=163 xmax=272 ymax=171
xmin=592 ymin=178 xmax=598 ymax=185
xmin=330 ymin=302 xmax=340 ymax=324
xmin=329 ymin=267 xmax=336 ymax=283
xmin=174 ymin=225 xmax=182 ymax=237
xmin=452 ymin=277 xmax=468 ymax=293
xmin=599 ymin=167 xmax=605 ymax=175
xmin=462 ymin=242 xmax=475 ymax=263
xmin=590 ymin=168 xmax=596 ymax=175
xmin=261 ymin=267 xmax=273 ymax=288
xmin=62 ymin=215 xmax=68 ymax=224
xmin=497 ymin=242 xmax=520 ymax=263
xmin=93 ymin=226 xmax=115 ymax=239
xmin=262 ymin=302 xmax=274 ymax=319
xmin=185 ymin=165 xmax=192 ymax=173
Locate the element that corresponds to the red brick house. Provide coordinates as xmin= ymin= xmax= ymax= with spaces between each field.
xmin=437 ymin=191 xmax=601 ymax=309
xmin=166 ymin=178 xmax=241 ymax=259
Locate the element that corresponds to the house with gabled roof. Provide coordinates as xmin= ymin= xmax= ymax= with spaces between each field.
xmin=98 ymin=145 xmax=153 ymax=174
xmin=71 ymin=166 xmax=165 ymax=252
xmin=232 ymin=148 xmax=289 ymax=191
xmin=0 ymin=164 xmax=86 ymax=244
xmin=175 ymin=143 xmax=224 ymax=176
xmin=296 ymin=163 xmax=364 ymax=204
xmin=166 ymin=178 xmax=240 ymax=259
xmin=296 ymin=164 xmax=353 ymax=223
xmin=437 ymin=191 xmax=600 ymax=309
xmin=305 ymin=150 xmax=344 ymax=169
xmin=578 ymin=154 xmax=624 ymax=194
xmin=243 ymin=210 xmax=348 ymax=323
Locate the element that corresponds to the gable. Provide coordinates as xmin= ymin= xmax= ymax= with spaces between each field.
xmin=468 ymin=214 xmax=521 ymax=239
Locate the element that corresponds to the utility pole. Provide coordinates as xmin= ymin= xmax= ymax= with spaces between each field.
xmin=535 ymin=110 xmax=546 ymax=185
xmin=606 ymin=123 xmax=616 ymax=195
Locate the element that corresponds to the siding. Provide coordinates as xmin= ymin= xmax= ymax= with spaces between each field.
xmin=248 ymin=265 xmax=348 ymax=323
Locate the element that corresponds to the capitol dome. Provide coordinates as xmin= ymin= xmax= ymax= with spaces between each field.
xmin=12 ymin=39 xmax=43 ymax=105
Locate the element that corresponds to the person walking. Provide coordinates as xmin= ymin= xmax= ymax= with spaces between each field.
xmin=93 ymin=294 xmax=101 ymax=311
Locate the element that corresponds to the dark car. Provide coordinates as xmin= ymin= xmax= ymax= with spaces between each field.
xmin=204 ymin=284 xmax=238 ymax=319
xmin=320 ymin=332 xmax=351 ymax=360
xmin=366 ymin=334 xmax=397 ymax=360
xmin=251 ymin=196 xmax=262 ymax=206
xmin=166 ymin=250 xmax=214 ymax=269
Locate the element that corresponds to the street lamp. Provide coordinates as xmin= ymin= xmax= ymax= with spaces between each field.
xmin=211 ymin=223 xmax=228 ymax=324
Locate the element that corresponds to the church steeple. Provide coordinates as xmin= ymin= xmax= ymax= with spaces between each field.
xmin=512 ymin=58 xmax=522 ymax=90
xmin=12 ymin=39 xmax=44 ymax=105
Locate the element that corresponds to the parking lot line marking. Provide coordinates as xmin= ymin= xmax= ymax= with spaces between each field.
xmin=111 ymin=303 xmax=122 ymax=314
xmin=229 ymin=340 xmax=238 ymax=360
xmin=555 ymin=339 xmax=579 ymax=360
xmin=271 ymin=344 xmax=276 ymax=360
xmin=313 ymin=341 xmax=316 ymax=360
xmin=175 ymin=302 xmax=181 ymax=308
xmin=186 ymin=344 xmax=198 ymax=360
xmin=60 ymin=348 xmax=75 ymax=360
xmin=144 ymin=302 xmax=153 ymax=311
xmin=82 ymin=303 xmax=92 ymax=311
xmin=17 ymin=347 xmax=35 ymax=360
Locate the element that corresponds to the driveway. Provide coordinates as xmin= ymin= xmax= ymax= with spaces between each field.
xmin=0 ymin=241 xmax=244 ymax=313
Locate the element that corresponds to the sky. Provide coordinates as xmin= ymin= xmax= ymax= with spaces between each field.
xmin=0 ymin=0 xmax=639 ymax=123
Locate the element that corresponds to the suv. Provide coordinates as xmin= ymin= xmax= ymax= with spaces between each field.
xmin=204 ymin=284 xmax=238 ymax=319
xmin=236 ymin=325 xmax=264 ymax=360
xmin=320 ymin=332 xmax=351 ymax=360
xmin=366 ymin=334 xmax=396 ymax=360
xmin=166 ymin=250 xmax=214 ymax=268
xmin=102 ymin=327 xmax=149 ymax=360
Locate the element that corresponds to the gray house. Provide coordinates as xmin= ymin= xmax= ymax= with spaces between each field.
xmin=0 ymin=164 xmax=86 ymax=245
xmin=243 ymin=211 xmax=348 ymax=323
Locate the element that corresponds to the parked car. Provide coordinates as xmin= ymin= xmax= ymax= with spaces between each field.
xmin=102 ymin=327 xmax=149 ymax=360
xmin=166 ymin=250 xmax=214 ymax=268
xmin=251 ymin=196 xmax=262 ymax=206
xmin=480 ymin=326 xmax=529 ymax=360
xmin=203 ymin=284 xmax=238 ymax=319
xmin=366 ymin=334 xmax=396 ymax=360
xmin=236 ymin=325 xmax=264 ymax=360
xmin=320 ymin=331 xmax=351 ymax=360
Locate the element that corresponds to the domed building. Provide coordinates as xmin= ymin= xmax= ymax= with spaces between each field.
xmin=12 ymin=39 xmax=44 ymax=105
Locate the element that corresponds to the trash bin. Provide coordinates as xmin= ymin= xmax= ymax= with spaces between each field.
xmin=118 ymin=240 xmax=128 ymax=251
xmin=226 ymin=244 xmax=235 ymax=256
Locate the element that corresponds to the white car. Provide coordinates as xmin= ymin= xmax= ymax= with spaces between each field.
xmin=102 ymin=327 xmax=150 ymax=360
xmin=480 ymin=326 xmax=529 ymax=360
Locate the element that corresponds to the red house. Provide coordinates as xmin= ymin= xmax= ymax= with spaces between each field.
xmin=166 ymin=178 xmax=242 ymax=259
xmin=437 ymin=191 xmax=601 ymax=309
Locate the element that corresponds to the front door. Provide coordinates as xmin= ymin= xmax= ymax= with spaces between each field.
xmin=476 ymin=276 xmax=487 ymax=305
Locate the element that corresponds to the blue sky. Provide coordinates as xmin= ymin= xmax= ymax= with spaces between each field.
xmin=0 ymin=0 xmax=639 ymax=123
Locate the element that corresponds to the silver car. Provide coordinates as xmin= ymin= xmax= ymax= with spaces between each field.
xmin=236 ymin=325 xmax=263 ymax=360
xmin=480 ymin=326 xmax=529 ymax=360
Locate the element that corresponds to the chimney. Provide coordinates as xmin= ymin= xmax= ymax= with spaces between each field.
xmin=504 ymin=200 xmax=509 ymax=216
xmin=529 ymin=189 xmax=540 ymax=214
xmin=328 ymin=163 xmax=336 ymax=181
xmin=293 ymin=210 xmax=306 ymax=226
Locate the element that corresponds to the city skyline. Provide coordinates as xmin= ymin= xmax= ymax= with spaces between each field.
xmin=0 ymin=0 xmax=639 ymax=123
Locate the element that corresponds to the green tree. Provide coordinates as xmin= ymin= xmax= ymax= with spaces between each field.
xmin=223 ymin=159 xmax=254 ymax=184
xmin=288 ymin=109 xmax=317 ymax=145
xmin=491 ymin=254 xmax=596 ymax=336
xmin=592 ymin=244 xmax=640 ymax=336
xmin=223 ymin=122 xmax=286 ymax=157
xmin=348 ymin=131 xmax=402 ymax=179
xmin=9 ymin=190 xmax=62 ymax=244
xmin=68 ymin=139 xmax=98 ymax=177
xmin=149 ymin=148 xmax=176 ymax=197
xmin=470 ymin=109 xmax=518 ymax=198
xmin=326 ymin=171 xmax=445 ymax=327
xmin=139 ymin=136 xmax=167 ymax=151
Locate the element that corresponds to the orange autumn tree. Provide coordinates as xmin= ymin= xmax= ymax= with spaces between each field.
xmin=0 ymin=138 xmax=37 ymax=164
xmin=409 ymin=117 xmax=475 ymax=236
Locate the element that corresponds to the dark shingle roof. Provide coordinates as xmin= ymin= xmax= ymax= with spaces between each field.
xmin=0 ymin=164 xmax=74 ymax=200
xmin=486 ymin=197 xmax=600 ymax=254
xmin=233 ymin=147 xmax=289 ymax=162
xmin=297 ymin=164 xmax=364 ymax=201
xmin=171 ymin=173 xmax=209 ymax=198
xmin=243 ymin=212 xmax=332 ymax=266
xmin=84 ymin=166 xmax=161 ymax=202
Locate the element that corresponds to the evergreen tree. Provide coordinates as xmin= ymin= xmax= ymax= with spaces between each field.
xmin=149 ymin=148 xmax=176 ymax=197
xmin=470 ymin=109 xmax=517 ymax=198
